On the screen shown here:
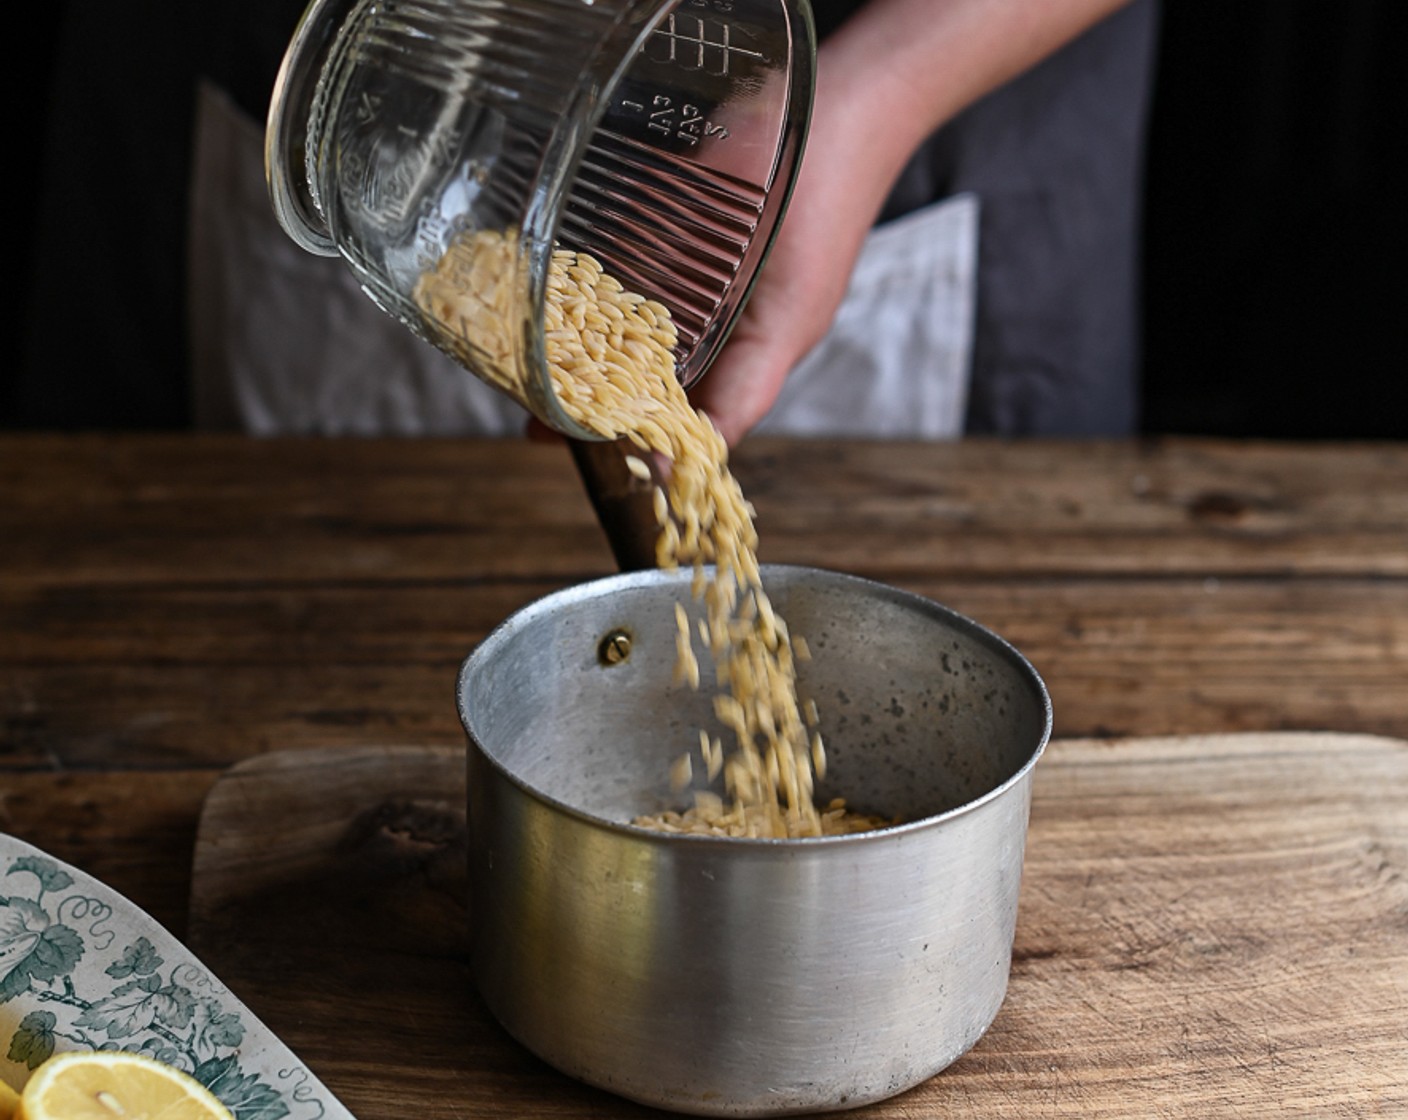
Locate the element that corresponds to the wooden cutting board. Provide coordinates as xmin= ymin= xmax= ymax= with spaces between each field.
xmin=188 ymin=734 xmax=1408 ymax=1118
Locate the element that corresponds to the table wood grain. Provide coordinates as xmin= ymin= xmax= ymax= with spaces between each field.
xmin=2 ymin=433 xmax=1406 ymax=1113
xmin=185 ymin=736 xmax=1408 ymax=1119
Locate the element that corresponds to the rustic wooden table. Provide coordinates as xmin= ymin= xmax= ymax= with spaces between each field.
xmin=3 ymin=434 xmax=1406 ymax=1116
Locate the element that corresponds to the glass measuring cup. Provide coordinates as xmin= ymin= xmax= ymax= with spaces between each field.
xmin=266 ymin=0 xmax=815 ymax=440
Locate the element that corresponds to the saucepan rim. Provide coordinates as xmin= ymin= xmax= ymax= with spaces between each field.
xmin=456 ymin=563 xmax=1053 ymax=847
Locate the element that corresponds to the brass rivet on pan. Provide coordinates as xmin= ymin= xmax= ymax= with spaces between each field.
xmin=598 ymin=629 xmax=632 ymax=666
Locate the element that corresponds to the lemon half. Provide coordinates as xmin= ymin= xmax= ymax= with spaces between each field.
xmin=17 ymin=1051 xmax=234 ymax=1120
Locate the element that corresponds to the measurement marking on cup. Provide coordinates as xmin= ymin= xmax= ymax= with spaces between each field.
xmin=647 ymin=13 xmax=766 ymax=76
xmin=617 ymin=94 xmax=731 ymax=144
xmin=353 ymin=91 xmax=381 ymax=125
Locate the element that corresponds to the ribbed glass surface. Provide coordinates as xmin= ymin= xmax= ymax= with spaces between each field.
xmin=269 ymin=0 xmax=814 ymax=434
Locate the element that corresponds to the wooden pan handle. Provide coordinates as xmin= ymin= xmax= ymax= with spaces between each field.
xmin=568 ymin=438 xmax=661 ymax=572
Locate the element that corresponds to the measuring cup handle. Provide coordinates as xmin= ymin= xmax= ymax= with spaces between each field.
xmin=569 ymin=439 xmax=662 ymax=572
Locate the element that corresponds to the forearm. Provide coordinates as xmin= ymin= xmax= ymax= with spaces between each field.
xmin=815 ymin=0 xmax=1136 ymax=196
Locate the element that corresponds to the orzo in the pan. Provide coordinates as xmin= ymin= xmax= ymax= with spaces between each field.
xmin=416 ymin=228 xmax=889 ymax=837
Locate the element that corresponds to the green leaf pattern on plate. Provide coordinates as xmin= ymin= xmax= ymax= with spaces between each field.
xmin=1 ymin=845 xmax=350 ymax=1120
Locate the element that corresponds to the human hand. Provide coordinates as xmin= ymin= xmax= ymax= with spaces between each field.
xmin=687 ymin=72 xmax=900 ymax=447
xmin=526 ymin=96 xmax=890 ymax=451
xmin=690 ymin=0 xmax=1135 ymax=446
xmin=537 ymin=0 xmax=1134 ymax=447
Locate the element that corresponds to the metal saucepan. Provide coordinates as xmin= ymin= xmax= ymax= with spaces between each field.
xmin=457 ymin=564 xmax=1051 ymax=1116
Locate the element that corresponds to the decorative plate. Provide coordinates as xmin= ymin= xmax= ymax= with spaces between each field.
xmin=0 ymin=832 xmax=355 ymax=1119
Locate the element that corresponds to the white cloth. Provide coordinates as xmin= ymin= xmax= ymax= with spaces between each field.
xmin=189 ymin=82 xmax=527 ymax=436
xmin=753 ymin=193 xmax=977 ymax=439
xmin=189 ymin=81 xmax=977 ymax=438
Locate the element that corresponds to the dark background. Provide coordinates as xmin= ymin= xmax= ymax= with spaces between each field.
xmin=9 ymin=2 xmax=1405 ymax=438
xmin=1140 ymin=2 xmax=1405 ymax=439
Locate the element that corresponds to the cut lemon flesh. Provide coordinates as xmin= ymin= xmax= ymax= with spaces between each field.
xmin=18 ymin=1050 xmax=233 ymax=1120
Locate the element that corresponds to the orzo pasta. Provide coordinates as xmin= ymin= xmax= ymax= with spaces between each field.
xmin=415 ymin=228 xmax=887 ymax=837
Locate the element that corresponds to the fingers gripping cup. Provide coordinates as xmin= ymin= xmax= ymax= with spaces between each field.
xmin=266 ymin=0 xmax=815 ymax=439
